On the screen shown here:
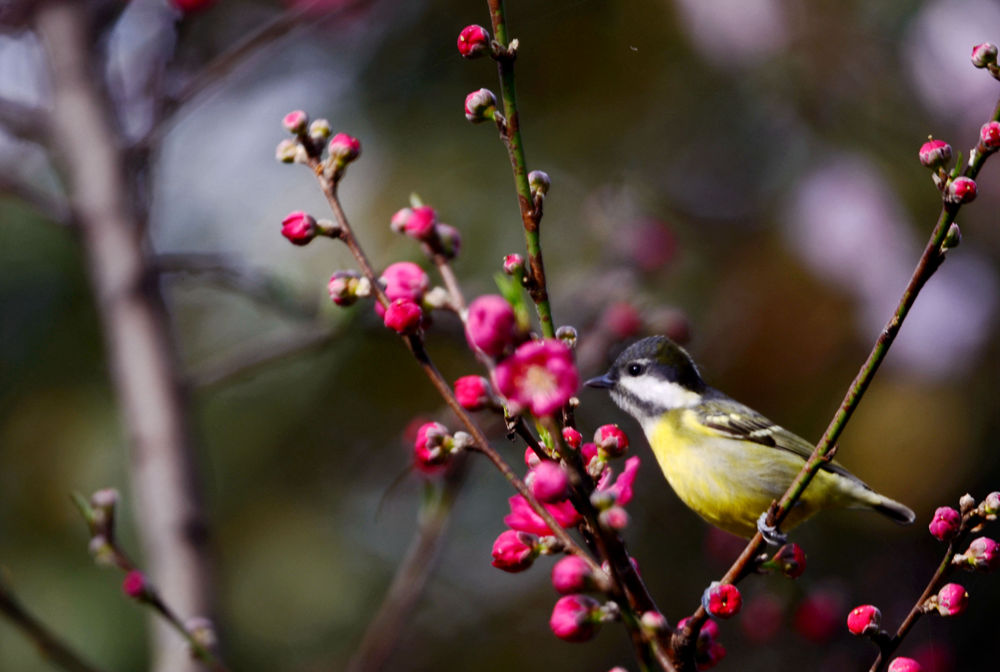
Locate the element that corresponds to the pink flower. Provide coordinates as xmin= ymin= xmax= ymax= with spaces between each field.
xmin=504 ymin=495 xmax=581 ymax=536
xmin=390 ymin=206 xmax=437 ymax=240
xmin=457 ymin=24 xmax=490 ymax=59
xmin=454 ymin=375 xmax=492 ymax=410
xmin=794 ymin=589 xmax=844 ymax=643
xmin=887 ymin=658 xmax=924 ymax=672
xmin=595 ymin=424 xmax=629 ymax=458
xmin=328 ymin=133 xmax=361 ymax=164
xmin=971 ymin=42 xmax=998 ymax=68
xmin=530 ymin=461 xmax=570 ymax=503
xmin=413 ymin=421 xmax=450 ymax=473
xmin=280 ymin=211 xmax=317 ymax=245
xmin=562 ymin=427 xmax=582 ymax=449
xmin=928 ymin=506 xmax=961 ymax=541
xmin=494 ymin=339 xmax=579 ymax=417
xmin=918 ymin=138 xmax=951 ymax=168
xmin=327 ymin=270 xmax=367 ymax=307
xmin=959 ymin=536 xmax=999 ymax=571
xmin=678 ymin=617 xmax=725 ymax=670
xmin=980 ymin=121 xmax=1000 ymax=152
xmin=705 ymin=583 xmax=742 ymax=619
xmin=549 ymin=594 xmax=601 ymax=642
xmin=464 ymin=88 xmax=497 ymax=123
xmin=946 ymin=177 xmax=977 ymax=204
xmin=383 ymin=298 xmax=423 ymax=334
xmin=377 ymin=262 xmax=429 ymax=316
xmin=465 ymin=295 xmax=517 ymax=357
xmin=491 ymin=530 xmax=538 ymax=573
xmin=771 ymin=543 xmax=807 ymax=579
xmin=503 ymin=253 xmax=524 ymax=276
xmin=524 ymin=447 xmax=541 ymax=469
xmin=122 ymin=570 xmax=149 ymax=600
xmin=846 ymin=604 xmax=881 ymax=635
xmin=599 ymin=506 xmax=629 ymax=531
xmin=551 ymin=555 xmax=595 ymax=594
xmin=600 ymin=456 xmax=640 ymax=506
xmin=282 ymin=109 xmax=308 ymax=134
xmin=935 ymin=583 xmax=968 ymax=616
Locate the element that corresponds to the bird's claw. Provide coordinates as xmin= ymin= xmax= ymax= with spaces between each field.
xmin=700 ymin=582 xmax=719 ymax=614
xmin=757 ymin=512 xmax=787 ymax=546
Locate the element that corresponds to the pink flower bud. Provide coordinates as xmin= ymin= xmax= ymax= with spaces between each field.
xmin=280 ymin=211 xmax=317 ymax=245
xmin=599 ymin=506 xmax=630 ymax=531
xmin=640 ymin=610 xmax=668 ymax=633
xmin=414 ymin=421 xmax=450 ymax=472
xmin=503 ymin=253 xmax=524 ymax=276
xmin=282 ymin=110 xmax=308 ymax=134
xmin=946 ymin=176 xmax=977 ymax=204
xmin=276 ymin=138 xmax=299 ymax=163
xmin=678 ymin=617 xmax=725 ymax=669
xmin=490 ymin=529 xmax=538 ymax=572
xmin=600 ymin=456 xmax=640 ymax=506
xmin=434 ymin=223 xmax=462 ymax=259
xmin=464 ymin=88 xmax=497 ymax=123
xmin=528 ymin=170 xmax=551 ymax=197
xmin=171 ymin=0 xmax=217 ymax=12
xmin=980 ymin=121 xmax=1000 ymax=152
xmin=928 ymin=506 xmax=961 ymax=541
xmin=971 ymin=42 xmax=998 ymax=68
xmin=706 ymin=583 xmax=742 ymax=618
xmin=918 ymin=138 xmax=952 ymax=169
xmin=772 ymin=543 xmax=807 ymax=579
xmin=390 ymin=205 xmax=437 ymax=240
xmin=531 ymin=461 xmax=571 ymax=503
xmin=494 ymin=339 xmax=580 ymax=417
xmin=549 ymin=594 xmax=601 ymax=642
xmin=504 ymin=495 xmax=582 ymax=536
xmin=959 ymin=536 xmax=1000 ymax=571
xmin=562 ymin=427 xmax=582 ymax=449
xmin=328 ymin=133 xmax=361 ymax=164
xmin=982 ymin=491 xmax=1000 ymax=517
xmin=308 ymin=118 xmax=331 ymax=141
xmin=378 ymin=262 xmax=430 ymax=314
xmin=383 ymin=298 xmax=423 ymax=334
xmin=846 ymin=604 xmax=881 ymax=635
xmin=887 ymin=658 xmax=924 ymax=672
xmin=457 ymin=24 xmax=490 ymax=59
xmin=454 ymin=375 xmax=492 ymax=410
xmin=122 ymin=570 xmax=150 ymax=600
xmin=327 ymin=270 xmax=369 ymax=307
xmin=465 ymin=294 xmax=517 ymax=357
xmin=551 ymin=555 xmax=596 ymax=594
xmin=595 ymin=424 xmax=629 ymax=458
xmin=794 ymin=589 xmax=843 ymax=643
xmin=935 ymin=583 xmax=968 ymax=616
xmin=602 ymin=302 xmax=642 ymax=340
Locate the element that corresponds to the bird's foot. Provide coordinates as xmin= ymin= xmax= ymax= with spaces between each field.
xmin=757 ymin=512 xmax=787 ymax=546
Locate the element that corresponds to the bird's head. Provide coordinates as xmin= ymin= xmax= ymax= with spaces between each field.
xmin=585 ymin=336 xmax=706 ymax=427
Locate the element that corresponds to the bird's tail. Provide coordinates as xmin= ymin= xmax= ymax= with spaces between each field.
xmin=872 ymin=496 xmax=916 ymax=525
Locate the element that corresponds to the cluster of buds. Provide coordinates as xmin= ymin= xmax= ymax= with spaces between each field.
xmin=412 ymin=421 xmax=472 ymax=474
xmin=677 ymin=617 xmax=726 ymax=669
xmin=916 ymin=136 xmax=978 ymax=206
xmin=276 ymin=109 xmax=361 ymax=183
xmin=376 ymin=261 xmax=431 ymax=333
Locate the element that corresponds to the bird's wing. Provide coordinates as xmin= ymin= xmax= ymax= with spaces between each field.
xmin=695 ymin=395 xmax=863 ymax=484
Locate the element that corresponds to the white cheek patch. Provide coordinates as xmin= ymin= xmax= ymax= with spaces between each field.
xmin=618 ymin=376 xmax=701 ymax=411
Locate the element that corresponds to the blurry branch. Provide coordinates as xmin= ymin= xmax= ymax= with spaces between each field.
xmin=0 ymin=173 xmax=70 ymax=224
xmin=345 ymin=457 xmax=469 ymax=672
xmin=0 ymin=574 xmax=108 ymax=672
xmin=35 ymin=4 xmax=213 ymax=672
xmin=191 ymin=326 xmax=339 ymax=389
xmin=0 ymin=96 xmax=48 ymax=144
xmin=156 ymin=252 xmax=319 ymax=321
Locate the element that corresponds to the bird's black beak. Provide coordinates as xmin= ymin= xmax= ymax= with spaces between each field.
xmin=585 ymin=373 xmax=614 ymax=389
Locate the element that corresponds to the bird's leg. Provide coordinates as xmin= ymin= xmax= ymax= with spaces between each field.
xmin=756 ymin=512 xmax=788 ymax=546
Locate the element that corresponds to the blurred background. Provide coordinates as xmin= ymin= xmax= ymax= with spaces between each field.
xmin=2 ymin=0 xmax=1000 ymax=670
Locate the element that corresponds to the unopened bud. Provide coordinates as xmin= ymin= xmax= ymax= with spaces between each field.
xmin=980 ymin=121 xmax=1000 ymax=153
xmin=556 ymin=325 xmax=578 ymax=349
xmin=946 ymin=177 xmax=977 ymax=205
xmin=594 ymin=424 xmax=629 ymax=458
xmin=562 ymin=427 xmax=582 ymax=449
xmin=955 ymin=536 xmax=999 ymax=572
xmin=846 ymin=604 xmax=881 ymax=636
xmin=971 ymin=42 xmax=998 ymax=69
xmin=980 ymin=491 xmax=1000 ymax=519
xmin=88 ymin=535 xmax=117 ymax=567
xmin=464 ymin=88 xmax=498 ymax=123
xmin=640 ymin=610 xmax=668 ymax=634
xmin=933 ymin=583 xmax=968 ymax=616
xmin=929 ymin=506 xmax=961 ymax=542
xmin=275 ymin=138 xmax=300 ymax=163
xmin=185 ymin=617 xmax=219 ymax=651
xmin=599 ymin=505 xmax=630 ymax=531
xmin=282 ymin=110 xmax=308 ymax=135
xmin=503 ymin=253 xmax=525 ymax=276
xmin=918 ymin=138 xmax=952 ymax=169
xmin=122 ymin=570 xmax=151 ymax=601
xmin=942 ymin=223 xmax=961 ymax=251
xmin=457 ymin=25 xmax=491 ymax=59
xmin=327 ymin=271 xmax=368 ymax=307
xmin=308 ymin=118 xmax=331 ymax=141
xmin=887 ymin=657 xmax=924 ymax=672
xmin=528 ymin=170 xmax=551 ymax=198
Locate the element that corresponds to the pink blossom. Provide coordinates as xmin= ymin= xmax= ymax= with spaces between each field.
xmin=280 ymin=211 xmax=317 ymax=245
xmin=282 ymin=109 xmax=308 ymax=134
xmin=490 ymin=530 xmax=538 ymax=573
xmin=549 ymin=594 xmax=600 ymax=642
xmin=771 ymin=543 xmax=807 ymax=579
xmin=413 ymin=421 xmax=449 ymax=473
xmin=390 ymin=205 xmax=437 ymax=240
xmin=464 ymin=88 xmax=497 ymax=123
xmin=601 ymin=301 xmax=642 ymax=339
xmin=887 ymin=658 xmax=924 ymax=672
xmin=376 ymin=262 xmax=429 ymax=316
xmin=465 ymin=295 xmax=517 ymax=357
xmin=454 ymin=375 xmax=492 ymax=410
xmin=504 ymin=495 xmax=581 ymax=536
xmin=562 ymin=427 xmax=582 ymax=449
xmin=918 ymin=139 xmax=951 ymax=168
xmin=457 ymin=24 xmax=490 ymax=59
xmin=551 ymin=555 xmax=594 ymax=594
xmin=383 ymin=298 xmax=422 ymax=334
xmin=705 ymin=583 xmax=742 ymax=619
xmin=493 ymin=339 xmax=579 ymax=416
xmin=946 ymin=177 xmax=977 ymax=204
xmin=961 ymin=536 xmax=999 ymax=571
xmin=530 ymin=461 xmax=570 ymax=503
xmin=503 ymin=253 xmax=524 ymax=276
xmin=328 ymin=133 xmax=361 ymax=164
xmin=595 ymin=423 xmax=629 ymax=457
xmin=935 ymin=583 xmax=968 ymax=616
xmin=846 ymin=604 xmax=881 ymax=635
xmin=928 ymin=506 xmax=961 ymax=541
xmin=980 ymin=121 xmax=1000 ymax=151
xmin=599 ymin=506 xmax=629 ymax=531
xmin=600 ymin=456 xmax=640 ymax=506
xmin=122 ymin=570 xmax=149 ymax=600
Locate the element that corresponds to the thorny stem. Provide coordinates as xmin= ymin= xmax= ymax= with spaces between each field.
xmin=671 ymin=96 xmax=1000 ymax=669
xmin=486 ymin=0 xmax=555 ymax=338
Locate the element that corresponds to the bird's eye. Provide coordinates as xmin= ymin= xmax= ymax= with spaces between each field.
xmin=627 ymin=363 xmax=644 ymax=377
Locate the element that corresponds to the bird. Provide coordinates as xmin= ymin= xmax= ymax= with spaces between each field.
xmin=585 ymin=335 xmax=915 ymax=539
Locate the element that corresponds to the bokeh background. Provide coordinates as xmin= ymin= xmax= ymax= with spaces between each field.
xmin=2 ymin=0 xmax=1000 ymax=670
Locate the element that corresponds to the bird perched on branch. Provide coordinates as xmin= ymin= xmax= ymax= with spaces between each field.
xmin=586 ymin=335 xmax=915 ymax=540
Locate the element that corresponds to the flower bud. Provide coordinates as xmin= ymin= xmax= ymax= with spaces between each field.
xmin=846 ymin=604 xmax=881 ymax=635
xmin=942 ymin=222 xmax=961 ymax=251
xmin=595 ymin=424 xmax=629 ymax=458
xmin=971 ymin=42 xmax=998 ymax=68
xmin=981 ymin=491 xmax=1000 ymax=519
xmin=551 ymin=555 xmax=597 ymax=594
xmin=887 ymin=658 xmax=924 ymax=672
xmin=524 ymin=447 xmax=542 ymax=469
xmin=378 ymin=262 xmax=430 ymax=310
xmin=465 ymin=294 xmax=517 ymax=357
xmin=328 ymin=133 xmax=361 ymax=165
xmin=599 ymin=506 xmax=630 ymax=531
xmin=934 ymin=583 xmax=968 ymax=616
xmin=918 ymin=138 xmax=952 ymax=169
xmin=413 ymin=421 xmax=451 ymax=472
xmin=959 ymin=493 xmax=976 ymax=513
xmin=282 ymin=110 xmax=308 ymax=134
xmin=88 ymin=535 xmax=117 ymax=567
xmin=491 ymin=529 xmax=539 ymax=572
xmin=945 ymin=176 xmax=977 ymax=204
xmin=771 ymin=543 xmax=807 ymax=579
xmin=640 ymin=610 xmax=668 ymax=634
xmin=531 ymin=461 xmax=571 ymax=503
xmin=464 ymin=88 xmax=497 ymax=123
xmin=556 ymin=325 xmax=578 ymax=349
xmin=122 ymin=570 xmax=151 ymax=601
xmin=562 ymin=427 xmax=582 ymax=449
xmin=549 ymin=594 xmax=601 ymax=642
xmin=980 ymin=121 xmax=1000 ymax=152
xmin=457 ymin=24 xmax=490 ymax=59
xmin=929 ymin=506 xmax=961 ymax=541
xmin=956 ymin=536 xmax=1000 ymax=572
xmin=184 ymin=617 xmax=219 ymax=651
xmin=434 ymin=223 xmax=462 ymax=258
xmin=602 ymin=301 xmax=642 ymax=340
xmin=705 ymin=582 xmax=742 ymax=619
xmin=171 ymin=0 xmax=216 ymax=12
xmin=383 ymin=298 xmax=423 ymax=334
xmin=308 ymin=118 xmax=331 ymax=141
xmin=454 ymin=375 xmax=492 ymax=411
xmin=275 ymin=138 xmax=300 ymax=163
xmin=390 ymin=206 xmax=437 ymax=240
xmin=90 ymin=488 xmax=119 ymax=529
xmin=280 ymin=211 xmax=317 ymax=245
xmin=327 ymin=271 xmax=369 ymax=307
xmin=528 ymin=170 xmax=551 ymax=198
xmin=503 ymin=253 xmax=525 ymax=276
